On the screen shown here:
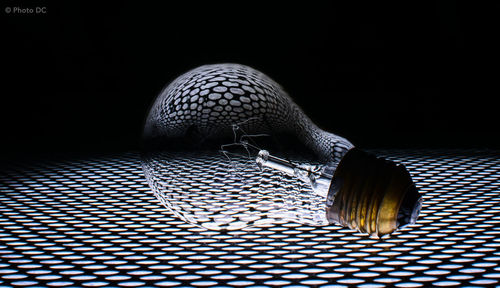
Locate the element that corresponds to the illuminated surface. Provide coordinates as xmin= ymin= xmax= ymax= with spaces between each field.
xmin=0 ymin=150 xmax=499 ymax=287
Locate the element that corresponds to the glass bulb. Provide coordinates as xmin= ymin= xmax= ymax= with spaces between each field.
xmin=141 ymin=63 xmax=422 ymax=237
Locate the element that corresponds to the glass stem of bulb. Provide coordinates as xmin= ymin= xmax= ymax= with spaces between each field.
xmin=256 ymin=150 xmax=334 ymax=198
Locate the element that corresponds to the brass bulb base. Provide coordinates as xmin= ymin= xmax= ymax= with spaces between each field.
xmin=326 ymin=148 xmax=422 ymax=238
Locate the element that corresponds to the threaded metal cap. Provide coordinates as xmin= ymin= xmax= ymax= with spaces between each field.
xmin=326 ymin=148 xmax=423 ymax=237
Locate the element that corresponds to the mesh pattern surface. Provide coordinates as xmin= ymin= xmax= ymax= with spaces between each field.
xmin=143 ymin=151 xmax=329 ymax=231
xmin=0 ymin=150 xmax=499 ymax=288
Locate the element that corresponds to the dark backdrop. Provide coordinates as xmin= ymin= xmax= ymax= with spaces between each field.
xmin=2 ymin=1 xmax=499 ymax=159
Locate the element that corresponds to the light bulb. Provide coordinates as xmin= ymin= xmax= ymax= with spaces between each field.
xmin=142 ymin=63 xmax=422 ymax=237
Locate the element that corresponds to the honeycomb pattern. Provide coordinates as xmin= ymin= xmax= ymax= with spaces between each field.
xmin=144 ymin=64 xmax=353 ymax=162
xmin=142 ymin=151 xmax=328 ymax=231
xmin=0 ymin=149 xmax=499 ymax=288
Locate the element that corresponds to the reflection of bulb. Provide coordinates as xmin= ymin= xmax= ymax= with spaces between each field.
xmin=142 ymin=63 xmax=422 ymax=237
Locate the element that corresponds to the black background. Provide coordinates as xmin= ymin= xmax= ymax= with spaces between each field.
xmin=2 ymin=1 xmax=499 ymax=159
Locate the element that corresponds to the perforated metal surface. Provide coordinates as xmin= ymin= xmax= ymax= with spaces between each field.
xmin=0 ymin=150 xmax=499 ymax=288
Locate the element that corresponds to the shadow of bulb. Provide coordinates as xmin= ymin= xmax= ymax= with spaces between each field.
xmin=141 ymin=63 xmax=422 ymax=237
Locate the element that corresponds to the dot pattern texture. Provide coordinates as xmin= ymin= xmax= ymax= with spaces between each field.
xmin=144 ymin=63 xmax=353 ymax=161
xmin=142 ymin=150 xmax=329 ymax=231
xmin=1 ymin=150 xmax=500 ymax=287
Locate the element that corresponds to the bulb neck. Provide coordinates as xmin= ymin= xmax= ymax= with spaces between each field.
xmin=326 ymin=148 xmax=422 ymax=238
